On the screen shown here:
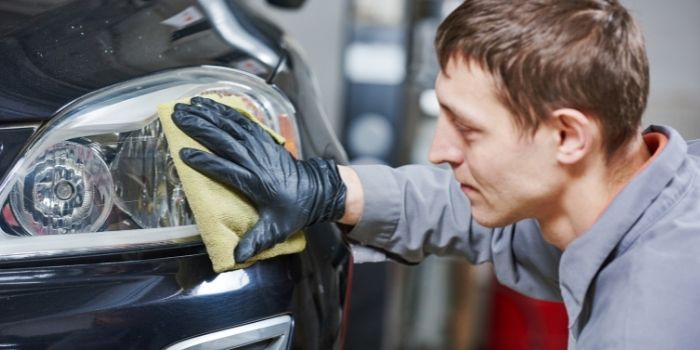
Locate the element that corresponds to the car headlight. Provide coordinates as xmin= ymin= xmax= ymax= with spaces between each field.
xmin=0 ymin=66 xmax=301 ymax=260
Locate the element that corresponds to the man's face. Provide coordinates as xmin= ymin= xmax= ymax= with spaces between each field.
xmin=430 ymin=58 xmax=562 ymax=227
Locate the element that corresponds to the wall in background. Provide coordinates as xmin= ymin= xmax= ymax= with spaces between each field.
xmin=625 ymin=0 xmax=700 ymax=138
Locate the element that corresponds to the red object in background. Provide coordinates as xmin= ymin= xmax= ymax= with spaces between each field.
xmin=487 ymin=281 xmax=569 ymax=350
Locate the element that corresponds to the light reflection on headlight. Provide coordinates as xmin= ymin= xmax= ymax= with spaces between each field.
xmin=109 ymin=119 xmax=193 ymax=231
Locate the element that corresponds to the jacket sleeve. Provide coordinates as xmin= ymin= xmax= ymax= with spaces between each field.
xmin=346 ymin=164 xmax=563 ymax=301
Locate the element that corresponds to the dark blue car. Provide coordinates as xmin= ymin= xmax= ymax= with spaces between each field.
xmin=0 ymin=0 xmax=352 ymax=348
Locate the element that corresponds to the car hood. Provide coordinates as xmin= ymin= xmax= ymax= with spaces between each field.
xmin=0 ymin=0 xmax=284 ymax=123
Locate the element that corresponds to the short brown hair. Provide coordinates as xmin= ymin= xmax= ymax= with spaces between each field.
xmin=435 ymin=0 xmax=649 ymax=157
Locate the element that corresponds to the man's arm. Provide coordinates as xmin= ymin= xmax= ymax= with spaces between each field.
xmin=338 ymin=164 xmax=563 ymax=301
xmin=337 ymin=165 xmax=364 ymax=226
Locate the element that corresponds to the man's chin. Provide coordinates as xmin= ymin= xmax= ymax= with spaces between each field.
xmin=471 ymin=211 xmax=517 ymax=228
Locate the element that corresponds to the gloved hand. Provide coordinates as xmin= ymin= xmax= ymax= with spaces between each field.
xmin=172 ymin=97 xmax=347 ymax=262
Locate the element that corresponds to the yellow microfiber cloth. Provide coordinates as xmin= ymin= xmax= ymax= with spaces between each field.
xmin=158 ymin=94 xmax=306 ymax=273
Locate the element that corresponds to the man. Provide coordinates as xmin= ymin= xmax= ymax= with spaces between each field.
xmin=172 ymin=0 xmax=700 ymax=348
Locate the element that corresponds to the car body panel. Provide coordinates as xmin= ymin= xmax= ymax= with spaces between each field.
xmin=0 ymin=224 xmax=349 ymax=349
xmin=0 ymin=125 xmax=37 ymax=181
xmin=0 ymin=0 xmax=282 ymax=123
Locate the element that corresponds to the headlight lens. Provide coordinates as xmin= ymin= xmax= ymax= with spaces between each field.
xmin=0 ymin=66 xmax=300 ymax=260
xmin=10 ymin=140 xmax=115 ymax=236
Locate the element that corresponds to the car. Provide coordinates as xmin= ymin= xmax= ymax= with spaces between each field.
xmin=0 ymin=0 xmax=352 ymax=349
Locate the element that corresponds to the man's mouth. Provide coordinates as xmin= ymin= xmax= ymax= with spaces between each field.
xmin=460 ymin=184 xmax=478 ymax=195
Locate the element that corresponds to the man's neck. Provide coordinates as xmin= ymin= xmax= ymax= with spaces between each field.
xmin=538 ymin=135 xmax=653 ymax=250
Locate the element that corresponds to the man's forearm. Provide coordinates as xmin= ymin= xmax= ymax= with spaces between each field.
xmin=337 ymin=165 xmax=364 ymax=225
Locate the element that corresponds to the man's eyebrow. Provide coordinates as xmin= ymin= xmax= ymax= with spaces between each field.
xmin=438 ymin=101 xmax=452 ymax=114
xmin=438 ymin=101 xmax=480 ymax=127
xmin=438 ymin=101 xmax=460 ymax=118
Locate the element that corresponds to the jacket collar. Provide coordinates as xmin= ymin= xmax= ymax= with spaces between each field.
xmin=558 ymin=125 xmax=689 ymax=331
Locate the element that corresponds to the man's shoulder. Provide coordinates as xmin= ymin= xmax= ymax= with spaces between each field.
xmin=617 ymin=166 xmax=700 ymax=267
xmin=687 ymin=139 xmax=700 ymax=155
xmin=580 ymin=227 xmax=700 ymax=348
xmin=622 ymin=204 xmax=700 ymax=277
xmin=676 ymin=137 xmax=700 ymax=179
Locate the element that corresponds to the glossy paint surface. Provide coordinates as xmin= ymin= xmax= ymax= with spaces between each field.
xmin=0 ymin=0 xmax=281 ymax=122
xmin=1 ymin=253 xmax=293 ymax=348
xmin=0 ymin=126 xmax=36 ymax=181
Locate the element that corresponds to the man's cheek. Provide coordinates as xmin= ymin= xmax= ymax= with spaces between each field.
xmin=468 ymin=159 xmax=490 ymax=182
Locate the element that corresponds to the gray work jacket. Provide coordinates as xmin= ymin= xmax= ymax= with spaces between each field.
xmin=347 ymin=125 xmax=700 ymax=349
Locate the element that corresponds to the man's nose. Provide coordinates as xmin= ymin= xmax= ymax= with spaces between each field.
xmin=428 ymin=116 xmax=463 ymax=166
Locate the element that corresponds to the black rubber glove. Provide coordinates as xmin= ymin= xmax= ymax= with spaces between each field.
xmin=172 ymin=97 xmax=347 ymax=262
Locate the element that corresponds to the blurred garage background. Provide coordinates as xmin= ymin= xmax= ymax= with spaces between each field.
xmin=247 ymin=1 xmax=700 ymax=349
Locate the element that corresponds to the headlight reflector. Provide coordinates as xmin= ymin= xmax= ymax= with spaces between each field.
xmin=11 ymin=141 xmax=114 ymax=236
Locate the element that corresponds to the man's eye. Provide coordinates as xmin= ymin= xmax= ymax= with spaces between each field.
xmin=446 ymin=113 xmax=477 ymax=137
xmin=455 ymin=123 xmax=474 ymax=135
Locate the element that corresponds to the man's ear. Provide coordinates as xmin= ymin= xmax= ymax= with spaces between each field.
xmin=549 ymin=108 xmax=595 ymax=164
